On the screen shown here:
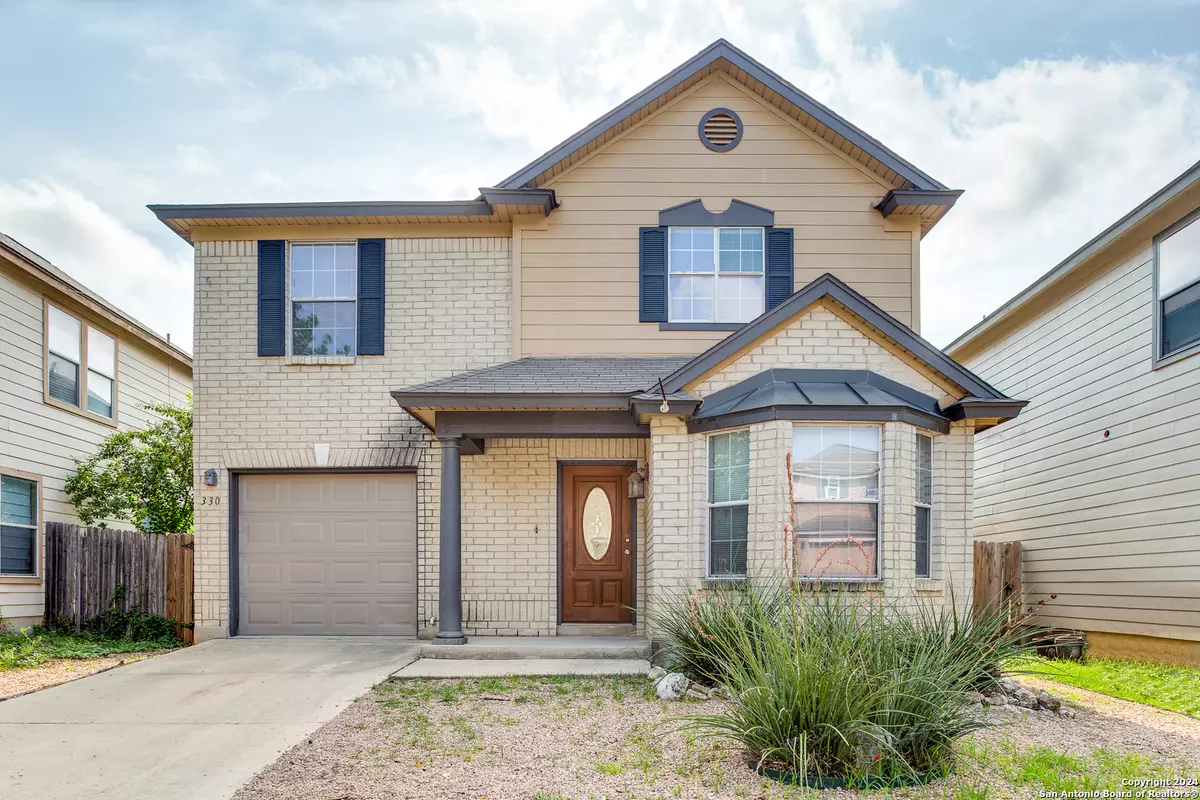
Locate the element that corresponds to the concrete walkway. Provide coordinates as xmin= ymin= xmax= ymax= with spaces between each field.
xmin=0 ymin=636 xmax=418 ymax=800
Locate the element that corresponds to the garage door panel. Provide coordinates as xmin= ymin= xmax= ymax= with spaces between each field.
xmin=238 ymin=473 xmax=417 ymax=635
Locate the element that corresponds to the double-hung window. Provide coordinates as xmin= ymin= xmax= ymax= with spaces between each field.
xmin=669 ymin=227 xmax=764 ymax=324
xmin=1157 ymin=210 xmax=1200 ymax=360
xmin=291 ymin=243 xmax=357 ymax=356
xmin=46 ymin=303 xmax=117 ymax=422
xmin=915 ymin=433 xmax=933 ymax=578
xmin=708 ymin=430 xmax=750 ymax=577
xmin=1 ymin=473 xmax=38 ymax=577
xmin=792 ymin=425 xmax=880 ymax=579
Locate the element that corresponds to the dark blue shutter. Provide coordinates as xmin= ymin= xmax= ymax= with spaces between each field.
xmin=639 ymin=226 xmax=668 ymax=322
xmin=765 ymin=227 xmax=794 ymax=310
xmin=357 ymin=238 xmax=385 ymax=355
xmin=257 ymin=240 xmax=286 ymax=356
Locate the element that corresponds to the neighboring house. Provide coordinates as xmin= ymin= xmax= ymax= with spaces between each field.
xmin=0 ymin=234 xmax=193 ymax=629
xmin=152 ymin=40 xmax=1024 ymax=643
xmin=947 ymin=160 xmax=1200 ymax=665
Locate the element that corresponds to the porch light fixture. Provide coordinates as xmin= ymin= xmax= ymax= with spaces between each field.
xmin=627 ymin=467 xmax=646 ymax=500
xmin=203 ymin=469 xmax=218 ymax=487
xmin=658 ymin=378 xmax=670 ymax=414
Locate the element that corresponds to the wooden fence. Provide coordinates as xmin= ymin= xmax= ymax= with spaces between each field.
xmin=972 ymin=540 xmax=1022 ymax=622
xmin=44 ymin=522 xmax=195 ymax=644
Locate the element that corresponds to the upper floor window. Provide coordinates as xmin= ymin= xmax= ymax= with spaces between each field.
xmin=669 ymin=227 xmax=763 ymax=324
xmin=291 ymin=243 xmax=357 ymax=356
xmin=792 ymin=425 xmax=880 ymax=579
xmin=1157 ymin=210 xmax=1200 ymax=359
xmin=45 ymin=303 xmax=117 ymax=422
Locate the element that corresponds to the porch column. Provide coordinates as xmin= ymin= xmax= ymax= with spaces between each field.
xmin=434 ymin=435 xmax=467 ymax=645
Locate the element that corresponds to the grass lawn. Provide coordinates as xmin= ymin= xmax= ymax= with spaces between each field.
xmin=235 ymin=675 xmax=1200 ymax=800
xmin=0 ymin=626 xmax=184 ymax=672
xmin=1023 ymin=655 xmax=1200 ymax=718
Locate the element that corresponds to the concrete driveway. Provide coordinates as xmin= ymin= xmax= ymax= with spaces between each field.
xmin=0 ymin=636 xmax=418 ymax=800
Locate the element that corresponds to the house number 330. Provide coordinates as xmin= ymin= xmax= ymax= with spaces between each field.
xmin=200 ymin=496 xmax=221 ymax=506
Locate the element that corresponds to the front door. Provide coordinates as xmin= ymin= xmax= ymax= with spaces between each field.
xmin=561 ymin=464 xmax=633 ymax=623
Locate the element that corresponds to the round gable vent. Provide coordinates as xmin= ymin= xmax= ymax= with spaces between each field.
xmin=699 ymin=107 xmax=743 ymax=152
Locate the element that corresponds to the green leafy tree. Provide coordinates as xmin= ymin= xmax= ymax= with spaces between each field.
xmin=65 ymin=399 xmax=193 ymax=533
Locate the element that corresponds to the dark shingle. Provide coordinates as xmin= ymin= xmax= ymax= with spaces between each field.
xmin=394 ymin=357 xmax=692 ymax=396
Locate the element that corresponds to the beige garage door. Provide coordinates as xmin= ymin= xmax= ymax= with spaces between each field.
xmin=237 ymin=473 xmax=417 ymax=635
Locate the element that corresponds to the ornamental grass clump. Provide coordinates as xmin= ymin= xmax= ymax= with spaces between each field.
xmin=665 ymin=582 xmax=1035 ymax=785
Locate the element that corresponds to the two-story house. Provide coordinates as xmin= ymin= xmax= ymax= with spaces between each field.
xmin=0 ymin=233 xmax=193 ymax=629
xmin=153 ymin=40 xmax=1024 ymax=643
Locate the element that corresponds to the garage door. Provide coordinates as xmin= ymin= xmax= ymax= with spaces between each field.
xmin=237 ymin=473 xmax=417 ymax=635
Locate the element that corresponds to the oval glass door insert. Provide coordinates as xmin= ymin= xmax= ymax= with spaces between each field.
xmin=582 ymin=487 xmax=613 ymax=561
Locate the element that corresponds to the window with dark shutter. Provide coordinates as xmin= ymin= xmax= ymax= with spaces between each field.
xmin=765 ymin=227 xmax=794 ymax=310
xmin=257 ymin=240 xmax=286 ymax=356
xmin=639 ymin=226 xmax=668 ymax=322
xmin=357 ymin=238 xmax=385 ymax=355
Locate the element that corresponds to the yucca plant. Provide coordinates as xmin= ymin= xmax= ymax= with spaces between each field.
xmin=664 ymin=583 xmax=1036 ymax=785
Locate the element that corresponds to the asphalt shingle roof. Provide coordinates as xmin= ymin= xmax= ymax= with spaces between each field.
xmin=394 ymin=357 xmax=693 ymax=396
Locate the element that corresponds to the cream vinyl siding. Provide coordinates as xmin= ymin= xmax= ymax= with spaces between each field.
xmin=964 ymin=231 xmax=1200 ymax=643
xmin=0 ymin=263 xmax=191 ymax=625
xmin=520 ymin=75 xmax=917 ymax=357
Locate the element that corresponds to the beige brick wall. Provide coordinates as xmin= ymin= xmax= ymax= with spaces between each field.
xmin=420 ymin=438 xmax=648 ymax=637
xmin=192 ymin=237 xmax=512 ymax=639
xmin=689 ymin=303 xmax=950 ymax=401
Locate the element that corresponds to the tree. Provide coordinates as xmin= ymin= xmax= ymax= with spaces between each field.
xmin=65 ymin=399 xmax=193 ymax=533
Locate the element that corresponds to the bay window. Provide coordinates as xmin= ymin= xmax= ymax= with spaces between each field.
xmin=792 ymin=425 xmax=880 ymax=579
xmin=708 ymin=429 xmax=750 ymax=578
xmin=915 ymin=433 xmax=932 ymax=578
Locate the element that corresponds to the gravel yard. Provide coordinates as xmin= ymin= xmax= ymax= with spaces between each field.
xmin=0 ymin=651 xmax=162 ymax=700
xmin=236 ymin=674 xmax=1200 ymax=800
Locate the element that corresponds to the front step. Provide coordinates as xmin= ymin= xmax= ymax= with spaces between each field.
xmin=556 ymin=623 xmax=635 ymax=637
xmin=419 ymin=635 xmax=650 ymax=660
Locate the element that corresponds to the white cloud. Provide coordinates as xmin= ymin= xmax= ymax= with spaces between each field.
xmin=0 ymin=180 xmax=194 ymax=351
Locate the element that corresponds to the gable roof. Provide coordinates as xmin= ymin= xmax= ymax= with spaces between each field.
xmin=0 ymin=232 xmax=192 ymax=370
xmin=661 ymin=272 xmax=1006 ymax=400
xmin=946 ymin=158 xmax=1200 ymax=358
xmin=496 ymin=39 xmax=948 ymax=193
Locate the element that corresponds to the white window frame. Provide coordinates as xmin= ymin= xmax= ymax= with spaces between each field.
xmin=915 ymin=433 xmax=933 ymax=579
xmin=791 ymin=423 xmax=882 ymax=580
xmin=0 ymin=469 xmax=42 ymax=580
xmin=43 ymin=300 xmax=119 ymax=426
xmin=706 ymin=428 xmax=751 ymax=579
xmin=1153 ymin=207 xmax=1200 ymax=367
xmin=668 ymin=226 xmax=765 ymax=324
xmin=287 ymin=241 xmax=358 ymax=357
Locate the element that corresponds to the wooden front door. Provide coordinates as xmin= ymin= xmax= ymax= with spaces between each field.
xmin=561 ymin=465 xmax=633 ymax=623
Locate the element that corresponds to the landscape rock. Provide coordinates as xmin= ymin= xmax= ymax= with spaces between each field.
xmin=707 ymin=685 xmax=728 ymax=700
xmin=685 ymin=687 xmax=708 ymax=701
xmin=964 ymin=691 xmax=986 ymax=705
xmin=983 ymin=692 xmax=1008 ymax=706
xmin=852 ymin=723 xmax=894 ymax=772
xmin=1057 ymin=707 xmax=1076 ymax=719
xmin=998 ymin=678 xmax=1021 ymax=694
xmin=647 ymin=666 xmax=667 ymax=682
xmin=655 ymin=672 xmax=691 ymax=701
xmin=1036 ymin=690 xmax=1061 ymax=711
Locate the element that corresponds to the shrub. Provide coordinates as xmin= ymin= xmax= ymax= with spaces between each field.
xmin=86 ymin=585 xmax=181 ymax=643
xmin=666 ymin=582 xmax=1036 ymax=783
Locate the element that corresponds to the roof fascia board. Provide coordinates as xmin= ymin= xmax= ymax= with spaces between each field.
xmin=149 ymin=200 xmax=494 ymax=222
xmin=875 ymin=189 xmax=964 ymax=218
xmin=662 ymin=274 xmax=1004 ymax=399
xmin=686 ymin=405 xmax=950 ymax=435
xmin=389 ymin=391 xmax=631 ymax=410
xmin=0 ymin=235 xmax=192 ymax=369
xmin=947 ymin=158 xmax=1200 ymax=355
xmin=942 ymin=398 xmax=1029 ymax=422
xmin=495 ymin=39 xmax=946 ymax=192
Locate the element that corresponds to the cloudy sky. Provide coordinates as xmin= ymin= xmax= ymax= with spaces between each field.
xmin=1 ymin=0 xmax=1198 ymax=351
